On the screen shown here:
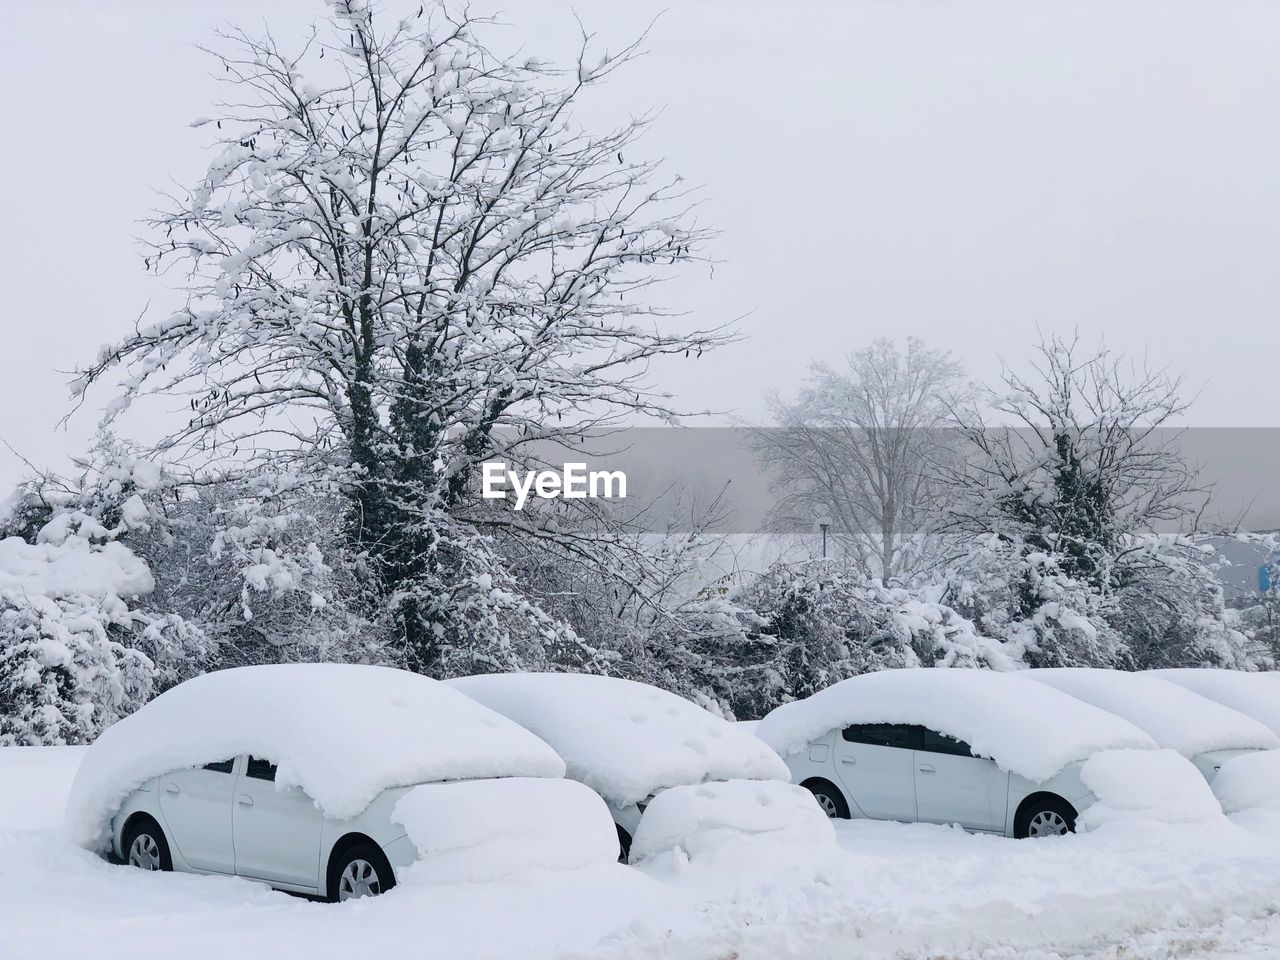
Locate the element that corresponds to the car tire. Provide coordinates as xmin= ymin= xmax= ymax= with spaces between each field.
xmin=616 ymin=824 xmax=633 ymax=864
xmin=329 ymin=841 xmax=397 ymax=902
xmin=1014 ymin=795 xmax=1077 ymax=839
xmin=803 ymin=779 xmax=850 ymax=820
xmin=122 ymin=816 xmax=173 ymax=872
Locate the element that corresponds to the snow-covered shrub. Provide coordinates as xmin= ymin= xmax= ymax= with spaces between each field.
xmin=944 ymin=535 xmax=1126 ymax=668
xmin=1115 ymin=537 xmax=1253 ymax=670
xmin=0 ymin=534 xmax=156 ymax=745
xmin=723 ymin=559 xmax=1012 ymax=717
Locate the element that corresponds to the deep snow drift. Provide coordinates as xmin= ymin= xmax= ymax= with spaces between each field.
xmin=66 ymin=664 xmax=566 ymax=849
xmin=628 ymin=779 xmax=835 ymax=863
xmin=448 ymin=672 xmax=789 ymax=805
xmin=1078 ymin=749 xmax=1225 ymax=830
xmin=392 ymin=777 xmax=619 ymax=884
xmin=755 ymin=667 xmax=1157 ymax=781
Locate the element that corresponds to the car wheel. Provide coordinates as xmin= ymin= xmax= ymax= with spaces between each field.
xmin=1015 ymin=796 xmax=1077 ymax=839
xmin=616 ymin=824 xmax=632 ymax=864
xmin=123 ymin=817 xmax=173 ymax=872
xmin=330 ymin=842 xmax=396 ymax=902
xmin=804 ymin=779 xmax=850 ymax=820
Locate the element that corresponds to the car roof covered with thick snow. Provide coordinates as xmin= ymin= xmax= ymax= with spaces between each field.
xmin=66 ymin=664 xmax=566 ymax=849
xmin=1148 ymin=669 xmax=1280 ymax=736
xmin=754 ymin=667 xmax=1158 ymax=782
xmin=447 ymin=672 xmax=790 ymax=806
xmin=1025 ymin=668 xmax=1279 ymax=756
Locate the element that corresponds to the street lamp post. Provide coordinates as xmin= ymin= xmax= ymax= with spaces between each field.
xmin=819 ymin=522 xmax=830 ymax=559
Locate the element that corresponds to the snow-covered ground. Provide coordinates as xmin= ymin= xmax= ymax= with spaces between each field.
xmin=6 ymin=746 xmax=1280 ymax=960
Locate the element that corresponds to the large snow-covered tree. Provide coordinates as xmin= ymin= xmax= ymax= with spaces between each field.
xmin=72 ymin=1 xmax=728 ymax=674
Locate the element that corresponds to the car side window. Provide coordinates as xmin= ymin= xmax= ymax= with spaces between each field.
xmin=842 ymin=723 xmax=922 ymax=750
xmin=202 ymin=759 xmax=235 ymax=774
xmin=245 ymin=756 xmax=277 ymax=781
xmin=919 ymin=728 xmax=976 ymax=758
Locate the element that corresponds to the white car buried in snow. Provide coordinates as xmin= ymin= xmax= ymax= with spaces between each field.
xmin=755 ymin=668 xmax=1159 ymax=838
xmin=65 ymin=665 xmax=618 ymax=900
xmin=1025 ymin=668 xmax=1280 ymax=782
xmin=448 ymin=672 xmax=803 ymax=860
xmin=1148 ymin=669 xmax=1280 ymax=736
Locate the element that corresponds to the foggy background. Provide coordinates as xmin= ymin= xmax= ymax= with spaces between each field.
xmin=4 ymin=0 xmax=1280 ymax=493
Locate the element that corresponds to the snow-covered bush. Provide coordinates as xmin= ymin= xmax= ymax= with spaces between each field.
xmin=722 ymin=560 xmax=1012 ymax=717
xmin=0 ymin=533 xmax=156 ymax=745
xmin=944 ymin=536 xmax=1127 ymax=668
xmin=1115 ymin=537 xmax=1252 ymax=670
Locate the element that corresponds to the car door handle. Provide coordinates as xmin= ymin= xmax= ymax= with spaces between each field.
xmin=164 ymin=784 xmax=180 ymax=795
xmin=237 ymin=795 xmax=254 ymax=807
xmin=918 ymin=763 xmax=936 ymax=774
xmin=840 ymin=758 xmax=857 ymax=765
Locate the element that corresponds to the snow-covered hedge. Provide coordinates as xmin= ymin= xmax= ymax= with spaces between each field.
xmin=1024 ymin=669 xmax=1279 ymax=756
xmin=392 ymin=778 xmax=619 ymax=884
xmin=629 ymin=779 xmax=834 ymax=864
xmin=65 ymin=664 xmax=566 ymax=850
xmin=448 ymin=673 xmax=789 ymax=806
xmin=1078 ymin=749 xmax=1224 ymax=830
xmin=755 ymin=667 xmax=1156 ymax=782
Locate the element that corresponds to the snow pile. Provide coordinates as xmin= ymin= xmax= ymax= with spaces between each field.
xmin=392 ymin=777 xmax=619 ymax=884
xmin=0 ymin=530 xmax=160 ymax=746
xmin=1212 ymin=751 xmax=1280 ymax=815
xmin=66 ymin=664 xmax=565 ymax=849
xmin=0 ymin=535 xmax=153 ymax=600
xmin=755 ymin=667 xmax=1157 ymax=782
xmin=629 ymin=780 xmax=835 ymax=864
xmin=1078 ymin=749 xmax=1224 ymax=830
xmin=448 ymin=673 xmax=789 ymax=806
xmin=1149 ymin=669 xmax=1280 ymax=736
xmin=1025 ymin=668 xmax=1279 ymax=755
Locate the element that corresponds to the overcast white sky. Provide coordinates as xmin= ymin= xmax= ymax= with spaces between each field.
xmin=3 ymin=0 xmax=1280 ymax=491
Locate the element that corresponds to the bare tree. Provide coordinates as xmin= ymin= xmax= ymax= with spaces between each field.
xmin=750 ymin=339 xmax=969 ymax=582
xmin=944 ymin=332 xmax=1209 ymax=590
xmin=70 ymin=1 xmax=731 ymax=674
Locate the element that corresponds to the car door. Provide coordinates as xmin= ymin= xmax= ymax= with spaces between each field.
xmin=834 ymin=723 xmax=921 ymax=822
xmin=913 ymin=728 xmax=1009 ymax=832
xmin=156 ymin=758 xmax=237 ymax=873
xmin=232 ymin=755 xmax=324 ymax=890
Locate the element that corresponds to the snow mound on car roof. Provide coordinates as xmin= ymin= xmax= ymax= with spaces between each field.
xmin=447 ymin=673 xmax=790 ymax=806
xmin=1025 ymin=668 xmax=1279 ymax=756
xmin=1148 ymin=669 xmax=1280 ymax=736
xmin=66 ymin=664 xmax=566 ymax=850
xmin=392 ymin=778 xmax=619 ymax=884
xmin=754 ymin=668 xmax=1157 ymax=782
xmin=629 ymin=779 xmax=834 ymax=864
xmin=1078 ymin=749 xmax=1224 ymax=830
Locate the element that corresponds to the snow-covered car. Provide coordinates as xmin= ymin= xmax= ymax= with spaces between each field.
xmin=66 ymin=664 xmax=617 ymax=900
xmin=448 ymin=672 xmax=794 ymax=860
xmin=1148 ymin=669 xmax=1280 ymax=736
xmin=1025 ymin=668 xmax=1280 ymax=781
xmin=755 ymin=668 xmax=1159 ymax=838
